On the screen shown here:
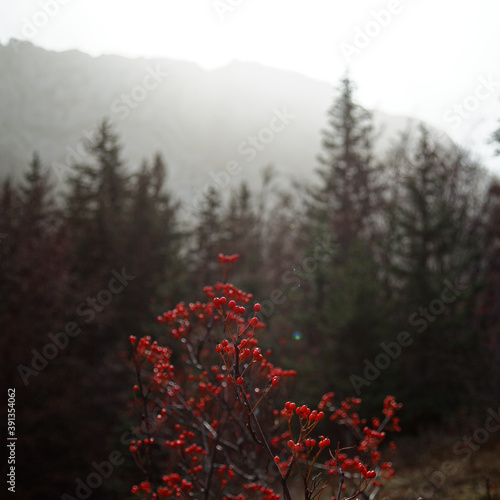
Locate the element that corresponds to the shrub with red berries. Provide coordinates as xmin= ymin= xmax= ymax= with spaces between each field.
xmin=128 ymin=255 xmax=401 ymax=499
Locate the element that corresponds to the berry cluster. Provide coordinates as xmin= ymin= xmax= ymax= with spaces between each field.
xmin=218 ymin=253 xmax=240 ymax=281
xmin=218 ymin=253 xmax=239 ymax=264
xmin=128 ymin=255 xmax=401 ymax=500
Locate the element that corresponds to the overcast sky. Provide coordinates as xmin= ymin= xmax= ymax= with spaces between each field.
xmin=1 ymin=0 xmax=500 ymax=175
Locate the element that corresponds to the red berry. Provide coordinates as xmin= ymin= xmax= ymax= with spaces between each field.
xmin=236 ymin=377 xmax=244 ymax=385
xmin=319 ymin=438 xmax=330 ymax=449
xmin=254 ymin=303 xmax=261 ymax=312
xmin=271 ymin=377 xmax=279 ymax=387
xmin=274 ymin=456 xmax=280 ymax=464
xmin=250 ymin=317 xmax=259 ymax=326
xmin=219 ymin=297 xmax=227 ymax=306
xmin=228 ymin=300 xmax=236 ymax=309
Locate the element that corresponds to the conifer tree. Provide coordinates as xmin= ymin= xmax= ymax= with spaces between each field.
xmin=316 ymin=76 xmax=381 ymax=251
xmin=66 ymin=118 xmax=130 ymax=278
xmin=192 ymin=186 xmax=226 ymax=287
xmin=125 ymin=153 xmax=182 ymax=327
xmin=383 ymin=128 xmax=485 ymax=424
xmin=220 ymin=181 xmax=263 ymax=293
xmin=296 ymin=77 xmax=385 ymax=403
xmin=0 ymin=155 xmax=78 ymax=498
xmin=473 ymin=181 xmax=500 ymax=408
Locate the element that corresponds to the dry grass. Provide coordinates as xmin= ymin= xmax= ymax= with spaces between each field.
xmin=268 ymin=430 xmax=500 ymax=499
xmin=379 ymin=431 xmax=500 ymax=500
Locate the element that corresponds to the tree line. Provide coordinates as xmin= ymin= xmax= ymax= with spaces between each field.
xmin=1 ymin=77 xmax=499 ymax=499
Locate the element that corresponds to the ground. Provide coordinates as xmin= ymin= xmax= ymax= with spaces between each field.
xmin=381 ymin=431 xmax=500 ymax=500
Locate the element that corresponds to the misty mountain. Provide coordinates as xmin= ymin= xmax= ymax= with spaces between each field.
xmin=0 ymin=40 xmax=422 ymax=202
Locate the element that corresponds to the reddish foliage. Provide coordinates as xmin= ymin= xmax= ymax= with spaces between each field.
xmin=128 ymin=255 xmax=401 ymax=499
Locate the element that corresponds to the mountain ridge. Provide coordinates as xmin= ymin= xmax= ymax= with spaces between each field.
xmin=0 ymin=40 xmax=424 ymax=201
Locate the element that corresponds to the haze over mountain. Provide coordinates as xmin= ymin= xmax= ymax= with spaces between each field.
xmin=1 ymin=40 xmax=426 ymax=205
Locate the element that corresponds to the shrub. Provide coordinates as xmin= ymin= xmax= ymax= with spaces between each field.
xmin=128 ymin=254 xmax=401 ymax=499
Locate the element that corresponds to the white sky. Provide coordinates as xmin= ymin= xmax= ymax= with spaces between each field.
xmin=1 ymin=0 xmax=500 ymax=174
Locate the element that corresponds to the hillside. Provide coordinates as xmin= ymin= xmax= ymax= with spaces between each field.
xmin=0 ymin=40 xmax=421 ymax=201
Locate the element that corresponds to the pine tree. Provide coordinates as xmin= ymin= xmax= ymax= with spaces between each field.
xmin=192 ymin=186 xmax=226 ymax=287
xmin=294 ymin=77 xmax=385 ymax=403
xmin=316 ymin=76 xmax=381 ymax=251
xmin=384 ymin=128 xmax=485 ymax=424
xmin=124 ymin=153 xmax=182 ymax=328
xmin=220 ymin=181 xmax=263 ymax=293
xmin=471 ymin=181 xmax=500 ymax=410
xmin=0 ymin=155 xmax=79 ymax=498
xmin=66 ymin=118 xmax=129 ymax=279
